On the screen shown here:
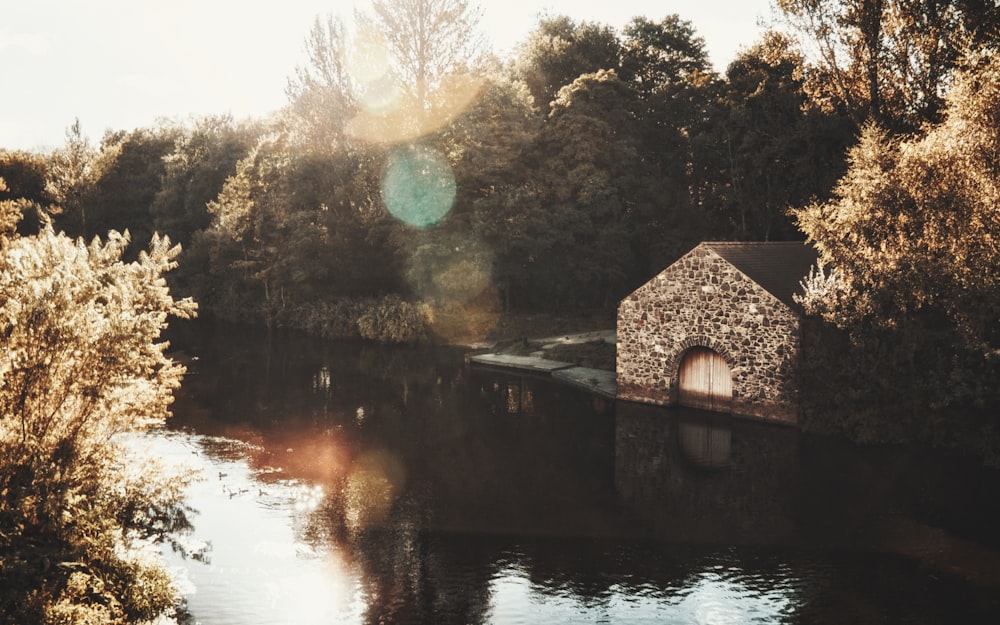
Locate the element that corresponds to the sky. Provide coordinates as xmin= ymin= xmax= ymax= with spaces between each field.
xmin=0 ymin=0 xmax=774 ymax=153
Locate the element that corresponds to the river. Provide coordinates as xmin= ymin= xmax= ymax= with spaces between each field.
xmin=152 ymin=320 xmax=1000 ymax=624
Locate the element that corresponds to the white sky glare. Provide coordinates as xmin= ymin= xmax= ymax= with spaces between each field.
xmin=0 ymin=0 xmax=773 ymax=152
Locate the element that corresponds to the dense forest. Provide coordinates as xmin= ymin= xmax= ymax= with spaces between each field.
xmin=3 ymin=4 xmax=865 ymax=334
xmin=2 ymin=1 xmax=1000 ymax=621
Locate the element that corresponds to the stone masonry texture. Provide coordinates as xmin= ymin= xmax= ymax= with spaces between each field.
xmin=616 ymin=243 xmax=803 ymax=424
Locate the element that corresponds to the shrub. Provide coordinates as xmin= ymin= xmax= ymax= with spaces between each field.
xmin=0 ymin=218 xmax=196 ymax=624
xmin=356 ymin=295 xmax=431 ymax=344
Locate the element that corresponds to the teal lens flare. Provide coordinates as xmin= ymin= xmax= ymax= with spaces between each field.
xmin=381 ymin=145 xmax=456 ymax=228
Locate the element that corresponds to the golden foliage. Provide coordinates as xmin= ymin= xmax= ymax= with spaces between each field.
xmin=0 ymin=224 xmax=196 ymax=623
xmin=793 ymin=55 xmax=1000 ymax=355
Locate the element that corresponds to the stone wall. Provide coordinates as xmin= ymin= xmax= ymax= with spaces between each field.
xmin=616 ymin=244 xmax=802 ymax=424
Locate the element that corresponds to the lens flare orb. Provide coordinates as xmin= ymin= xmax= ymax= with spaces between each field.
xmin=381 ymin=145 xmax=456 ymax=228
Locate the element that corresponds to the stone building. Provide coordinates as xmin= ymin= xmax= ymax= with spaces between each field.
xmin=616 ymin=242 xmax=818 ymax=424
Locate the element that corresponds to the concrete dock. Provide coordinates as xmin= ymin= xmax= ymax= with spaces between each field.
xmin=467 ymin=353 xmax=617 ymax=398
xmin=551 ymin=366 xmax=617 ymax=398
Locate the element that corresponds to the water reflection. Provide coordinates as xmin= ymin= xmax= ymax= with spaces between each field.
xmin=154 ymin=432 xmax=365 ymax=625
xmin=487 ymin=557 xmax=804 ymax=625
xmin=487 ymin=378 xmax=534 ymax=415
xmin=677 ymin=417 xmax=732 ymax=470
xmin=680 ymin=568 xmax=798 ymax=625
xmin=615 ymin=402 xmax=799 ymax=544
xmin=158 ymin=321 xmax=1000 ymax=624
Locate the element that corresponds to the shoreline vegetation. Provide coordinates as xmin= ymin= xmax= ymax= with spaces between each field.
xmin=0 ymin=220 xmax=196 ymax=624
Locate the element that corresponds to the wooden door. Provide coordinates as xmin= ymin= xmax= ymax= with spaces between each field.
xmin=677 ymin=347 xmax=732 ymax=412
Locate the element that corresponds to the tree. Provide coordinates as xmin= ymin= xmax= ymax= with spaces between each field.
xmin=619 ymin=15 xmax=720 ymax=264
xmin=0 ymin=178 xmax=21 ymax=236
xmin=0 ymin=208 xmax=197 ymax=622
xmin=452 ymin=78 xmax=543 ymax=311
xmin=620 ymin=14 xmax=710 ymax=97
xmin=195 ymin=131 xmax=403 ymax=327
xmin=777 ymin=0 xmax=1000 ymax=132
xmin=793 ymin=54 xmax=1000 ymax=442
xmin=198 ymin=137 xmax=291 ymax=323
xmin=0 ymin=150 xmax=49 ymax=204
xmin=286 ymin=1 xmax=489 ymax=160
xmin=513 ymin=15 xmax=622 ymax=111
xmin=0 ymin=150 xmax=52 ymax=235
xmin=76 ymin=127 xmax=180 ymax=250
xmin=702 ymin=32 xmax=854 ymax=240
xmin=285 ymin=14 xmax=357 ymax=151
xmin=150 ymin=115 xmax=259 ymax=249
xmin=45 ymin=118 xmax=96 ymax=235
xmin=519 ymin=70 xmax=649 ymax=310
xmin=358 ymin=0 xmax=487 ymax=109
xmin=441 ymin=77 xmax=541 ymax=195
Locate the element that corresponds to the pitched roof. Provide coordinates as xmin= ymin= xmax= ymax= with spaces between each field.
xmin=702 ymin=241 xmax=819 ymax=308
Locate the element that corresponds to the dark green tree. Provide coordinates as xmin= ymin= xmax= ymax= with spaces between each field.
xmin=197 ymin=137 xmax=294 ymax=324
xmin=0 ymin=150 xmax=49 ymax=204
xmin=704 ymin=32 xmax=854 ymax=240
xmin=0 ymin=150 xmax=51 ymax=235
xmin=455 ymin=78 xmax=544 ymax=312
xmin=194 ymin=131 xmax=404 ymax=328
xmin=618 ymin=14 xmax=718 ymax=268
xmin=513 ymin=16 xmax=623 ymax=112
xmin=59 ymin=126 xmax=179 ymax=250
xmin=151 ymin=115 xmax=259 ymax=249
xmin=520 ymin=70 xmax=650 ymax=310
xmin=620 ymin=14 xmax=710 ymax=97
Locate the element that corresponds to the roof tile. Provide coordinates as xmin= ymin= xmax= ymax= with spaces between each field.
xmin=702 ymin=242 xmax=818 ymax=308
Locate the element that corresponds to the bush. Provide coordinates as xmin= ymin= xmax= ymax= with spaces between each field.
xmin=283 ymin=295 xmax=431 ymax=343
xmin=355 ymin=295 xmax=431 ymax=344
xmin=0 ymin=217 xmax=196 ymax=624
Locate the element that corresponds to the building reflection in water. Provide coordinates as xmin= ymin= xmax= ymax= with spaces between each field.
xmin=677 ymin=417 xmax=732 ymax=470
xmin=615 ymin=401 xmax=800 ymax=544
xmin=481 ymin=377 xmax=536 ymax=415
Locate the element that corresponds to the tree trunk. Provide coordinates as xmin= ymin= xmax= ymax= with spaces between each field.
xmin=864 ymin=0 xmax=884 ymax=123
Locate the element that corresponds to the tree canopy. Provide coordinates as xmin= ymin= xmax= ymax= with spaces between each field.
xmin=793 ymin=53 xmax=1000 ymax=450
xmin=796 ymin=53 xmax=1000 ymax=355
xmin=777 ymin=0 xmax=1000 ymax=131
xmin=30 ymin=9 xmax=843 ymax=333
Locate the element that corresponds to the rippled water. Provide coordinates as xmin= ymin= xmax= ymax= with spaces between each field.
xmin=150 ymin=322 xmax=1000 ymax=624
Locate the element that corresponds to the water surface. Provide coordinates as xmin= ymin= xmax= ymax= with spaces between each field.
xmin=156 ymin=321 xmax=1000 ymax=624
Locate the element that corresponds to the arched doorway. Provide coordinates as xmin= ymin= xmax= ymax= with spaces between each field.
xmin=677 ymin=347 xmax=733 ymax=412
